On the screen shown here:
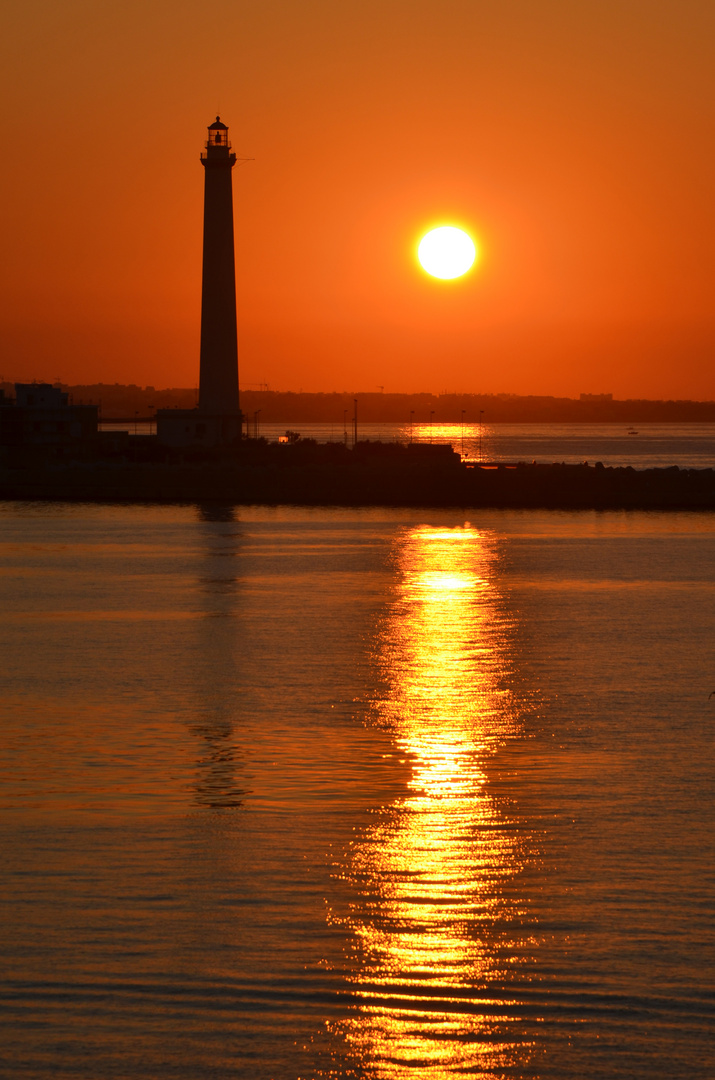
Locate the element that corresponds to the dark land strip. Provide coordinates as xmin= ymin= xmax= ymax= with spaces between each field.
xmin=1 ymin=441 xmax=715 ymax=510
xmin=11 ymin=382 xmax=715 ymax=424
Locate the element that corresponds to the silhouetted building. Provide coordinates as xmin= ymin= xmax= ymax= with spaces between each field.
xmin=157 ymin=117 xmax=242 ymax=448
xmin=0 ymin=383 xmax=97 ymax=449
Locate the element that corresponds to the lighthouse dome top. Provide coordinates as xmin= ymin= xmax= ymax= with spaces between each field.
xmin=204 ymin=116 xmax=232 ymax=154
xmin=201 ymin=117 xmax=236 ymax=163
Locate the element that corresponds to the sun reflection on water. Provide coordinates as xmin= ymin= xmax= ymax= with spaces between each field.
xmin=331 ymin=524 xmax=533 ymax=1076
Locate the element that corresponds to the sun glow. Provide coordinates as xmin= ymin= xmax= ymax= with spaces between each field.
xmin=331 ymin=525 xmax=530 ymax=1075
xmin=417 ymin=226 xmax=477 ymax=280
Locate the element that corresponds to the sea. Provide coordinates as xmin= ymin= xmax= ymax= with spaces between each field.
xmin=1 ymin=425 xmax=714 ymax=1079
xmin=100 ymin=420 xmax=715 ymax=471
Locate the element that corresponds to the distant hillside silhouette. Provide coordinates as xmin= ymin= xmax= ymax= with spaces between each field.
xmin=3 ymin=384 xmax=715 ymax=423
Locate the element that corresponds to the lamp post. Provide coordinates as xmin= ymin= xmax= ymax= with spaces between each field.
xmin=479 ymin=410 xmax=484 ymax=462
xmin=343 ymin=408 xmax=347 ymax=446
xmin=461 ymin=409 xmax=466 ymax=458
xmin=429 ymin=410 xmax=435 ymax=443
xmin=410 ymin=409 xmax=414 ymax=443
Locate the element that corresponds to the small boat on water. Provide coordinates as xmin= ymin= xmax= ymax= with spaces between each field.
xmin=627 ymin=427 xmax=639 ymax=435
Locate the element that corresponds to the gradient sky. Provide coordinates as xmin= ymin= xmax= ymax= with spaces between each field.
xmin=2 ymin=0 xmax=714 ymax=397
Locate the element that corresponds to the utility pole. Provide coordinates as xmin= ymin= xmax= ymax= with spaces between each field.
xmin=353 ymin=398 xmax=358 ymax=448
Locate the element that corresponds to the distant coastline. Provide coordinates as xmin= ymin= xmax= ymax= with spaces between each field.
xmin=6 ymin=383 xmax=715 ymax=424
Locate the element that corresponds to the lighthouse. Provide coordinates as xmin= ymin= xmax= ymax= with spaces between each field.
xmin=157 ymin=117 xmax=242 ymax=448
xmin=198 ymin=117 xmax=240 ymax=421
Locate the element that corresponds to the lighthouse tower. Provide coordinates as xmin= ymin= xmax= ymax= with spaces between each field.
xmin=157 ymin=117 xmax=242 ymax=448
xmin=198 ymin=117 xmax=240 ymax=423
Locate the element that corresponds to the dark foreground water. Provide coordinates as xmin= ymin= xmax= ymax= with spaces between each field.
xmin=0 ymin=503 xmax=713 ymax=1079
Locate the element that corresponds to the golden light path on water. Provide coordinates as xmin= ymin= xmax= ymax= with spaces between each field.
xmin=330 ymin=525 xmax=534 ymax=1077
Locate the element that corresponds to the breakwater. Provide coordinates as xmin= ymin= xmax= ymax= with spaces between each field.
xmin=2 ymin=441 xmax=715 ymax=509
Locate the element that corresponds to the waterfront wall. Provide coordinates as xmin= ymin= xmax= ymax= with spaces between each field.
xmin=2 ymin=457 xmax=714 ymax=510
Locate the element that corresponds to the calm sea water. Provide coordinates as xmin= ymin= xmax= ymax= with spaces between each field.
xmin=0 ymin=502 xmax=713 ymax=1079
xmin=100 ymin=421 xmax=715 ymax=471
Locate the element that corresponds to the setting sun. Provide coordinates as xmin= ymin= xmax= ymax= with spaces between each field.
xmin=417 ymin=226 xmax=477 ymax=280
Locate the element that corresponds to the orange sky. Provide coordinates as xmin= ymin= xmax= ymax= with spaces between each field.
xmin=2 ymin=0 xmax=715 ymax=397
